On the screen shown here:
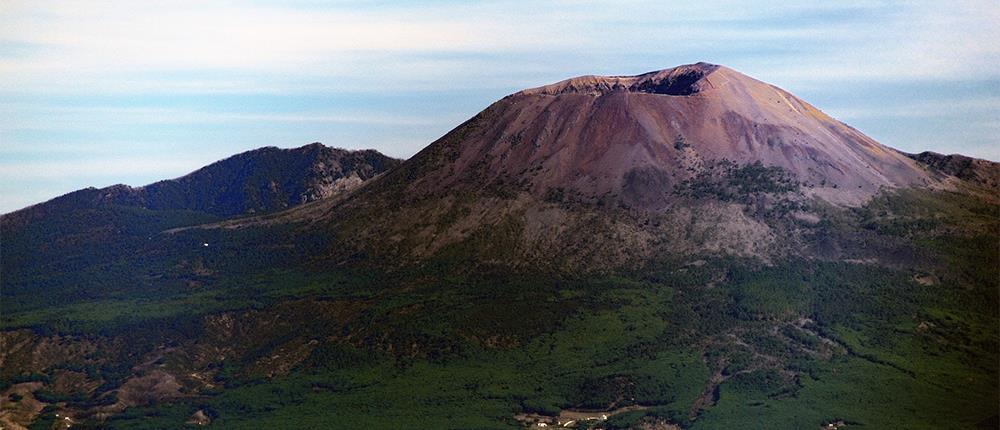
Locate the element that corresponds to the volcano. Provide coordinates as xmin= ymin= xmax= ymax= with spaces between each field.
xmin=248 ymin=63 xmax=959 ymax=270
xmin=2 ymin=63 xmax=997 ymax=430
xmin=380 ymin=62 xmax=935 ymax=206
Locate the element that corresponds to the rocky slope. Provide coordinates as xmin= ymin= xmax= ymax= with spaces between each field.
xmin=908 ymin=151 xmax=1000 ymax=195
xmin=259 ymin=63 xmax=964 ymax=270
xmin=389 ymin=62 xmax=936 ymax=207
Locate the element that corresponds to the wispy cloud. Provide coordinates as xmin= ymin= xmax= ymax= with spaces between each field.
xmin=2 ymin=1 xmax=998 ymax=94
xmin=0 ymin=104 xmax=440 ymax=131
xmin=0 ymin=0 xmax=576 ymax=93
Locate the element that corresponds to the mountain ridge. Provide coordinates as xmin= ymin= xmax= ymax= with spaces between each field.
xmin=232 ymin=63 xmax=980 ymax=271
xmin=907 ymin=151 xmax=1000 ymax=194
xmin=516 ymin=62 xmax=723 ymax=96
xmin=171 ymin=64 xmax=999 ymax=273
xmin=2 ymin=143 xmax=400 ymax=221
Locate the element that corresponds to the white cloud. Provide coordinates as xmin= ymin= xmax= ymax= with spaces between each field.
xmin=0 ymin=104 xmax=440 ymax=132
xmin=753 ymin=1 xmax=1000 ymax=84
xmin=2 ymin=0 xmax=998 ymax=95
xmin=0 ymin=1 xmax=574 ymax=84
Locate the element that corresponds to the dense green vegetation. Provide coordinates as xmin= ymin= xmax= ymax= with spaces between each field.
xmin=1 ymin=189 xmax=997 ymax=429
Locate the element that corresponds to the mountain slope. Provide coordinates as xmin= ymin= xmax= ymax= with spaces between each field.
xmin=908 ymin=151 xmax=1000 ymax=194
xmin=4 ymin=142 xmax=400 ymax=221
xmin=1 ymin=64 xmax=997 ymax=430
xmin=262 ymin=63 xmax=951 ymax=270
xmin=380 ymin=62 xmax=935 ymax=206
xmin=0 ymin=143 xmax=398 ymax=300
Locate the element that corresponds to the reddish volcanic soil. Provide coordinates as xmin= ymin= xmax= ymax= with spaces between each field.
xmin=189 ymin=63 xmax=965 ymax=269
xmin=407 ymin=62 xmax=937 ymax=207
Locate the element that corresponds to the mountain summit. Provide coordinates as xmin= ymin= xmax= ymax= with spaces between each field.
xmin=392 ymin=62 xmax=936 ymax=209
xmin=276 ymin=63 xmax=957 ymax=269
xmin=518 ymin=62 xmax=724 ymax=96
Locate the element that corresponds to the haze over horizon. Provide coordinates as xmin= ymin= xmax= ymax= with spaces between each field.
xmin=2 ymin=0 xmax=998 ymax=213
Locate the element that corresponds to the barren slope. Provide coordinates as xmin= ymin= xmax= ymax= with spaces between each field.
xmin=274 ymin=63 xmax=944 ymax=269
xmin=394 ymin=62 xmax=936 ymax=208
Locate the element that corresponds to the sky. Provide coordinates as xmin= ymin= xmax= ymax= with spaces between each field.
xmin=1 ymin=1 xmax=998 ymax=213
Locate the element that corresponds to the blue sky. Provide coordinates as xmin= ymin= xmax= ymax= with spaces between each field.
xmin=1 ymin=1 xmax=998 ymax=213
